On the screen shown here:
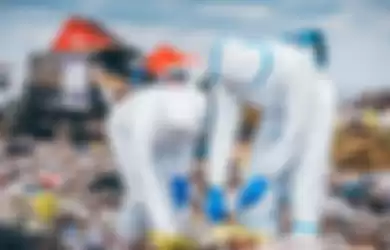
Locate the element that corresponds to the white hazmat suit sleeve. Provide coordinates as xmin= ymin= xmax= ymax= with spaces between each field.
xmin=108 ymin=102 xmax=178 ymax=242
xmin=107 ymin=118 xmax=146 ymax=243
xmin=205 ymin=40 xmax=244 ymax=188
xmin=128 ymin=108 xmax=178 ymax=235
xmin=207 ymin=81 xmax=243 ymax=187
xmin=250 ymin=58 xmax=313 ymax=178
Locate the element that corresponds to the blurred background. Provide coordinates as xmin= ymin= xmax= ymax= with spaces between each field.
xmin=0 ymin=0 xmax=389 ymax=249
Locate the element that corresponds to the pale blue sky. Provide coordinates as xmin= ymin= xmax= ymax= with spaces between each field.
xmin=0 ymin=0 xmax=390 ymax=99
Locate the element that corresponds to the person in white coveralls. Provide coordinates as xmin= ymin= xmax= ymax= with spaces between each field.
xmin=202 ymin=29 xmax=337 ymax=248
xmin=88 ymin=48 xmax=206 ymax=249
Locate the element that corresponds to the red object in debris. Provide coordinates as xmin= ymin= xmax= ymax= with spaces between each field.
xmin=51 ymin=16 xmax=120 ymax=53
xmin=146 ymin=44 xmax=194 ymax=76
xmin=40 ymin=173 xmax=62 ymax=189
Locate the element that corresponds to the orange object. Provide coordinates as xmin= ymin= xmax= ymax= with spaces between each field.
xmin=51 ymin=16 xmax=121 ymax=53
xmin=146 ymin=44 xmax=194 ymax=76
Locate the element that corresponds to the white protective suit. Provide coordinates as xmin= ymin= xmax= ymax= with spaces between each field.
xmin=106 ymin=85 xmax=206 ymax=242
xmin=204 ymin=38 xmax=337 ymax=238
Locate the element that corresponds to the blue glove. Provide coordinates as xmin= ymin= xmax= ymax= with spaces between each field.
xmin=204 ymin=186 xmax=228 ymax=224
xmin=170 ymin=175 xmax=191 ymax=209
xmin=237 ymin=175 xmax=269 ymax=210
